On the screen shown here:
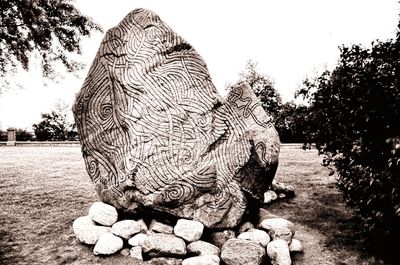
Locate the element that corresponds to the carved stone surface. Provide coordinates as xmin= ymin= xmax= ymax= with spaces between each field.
xmin=73 ymin=8 xmax=280 ymax=228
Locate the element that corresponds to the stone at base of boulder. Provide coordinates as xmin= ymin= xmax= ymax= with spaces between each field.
xmin=128 ymin=233 xmax=148 ymax=247
xmin=73 ymin=216 xmax=111 ymax=245
xmin=237 ymin=228 xmax=271 ymax=247
xmin=269 ymin=227 xmax=293 ymax=243
xmin=130 ymin=246 xmax=143 ymax=260
xmin=238 ymin=221 xmax=255 ymax=233
xmin=182 ymin=255 xmax=220 ymax=265
xmin=271 ymin=181 xmax=295 ymax=198
xmin=258 ymin=218 xmax=295 ymax=235
xmin=149 ymin=220 xmax=174 ymax=234
xmin=89 ymin=202 xmax=118 ymax=226
xmin=120 ymin=248 xmax=131 ymax=257
xmin=142 ymin=233 xmax=187 ymax=257
xmin=186 ymin=240 xmax=220 ymax=256
xmin=264 ymin=190 xmax=278 ymax=204
xmin=93 ymin=233 xmax=124 ymax=255
xmin=174 ymin=219 xmax=204 ymax=242
xmin=111 ymin=219 xmax=142 ymax=239
xmin=221 ymin=239 xmax=266 ymax=265
xmin=267 ymin=239 xmax=291 ymax=265
xmin=289 ymin=239 xmax=303 ymax=252
xmin=210 ymin=230 xmax=235 ymax=248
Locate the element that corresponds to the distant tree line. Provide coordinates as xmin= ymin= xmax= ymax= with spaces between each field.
xmin=0 ymin=128 xmax=34 ymax=141
xmin=1 ymin=102 xmax=78 ymax=142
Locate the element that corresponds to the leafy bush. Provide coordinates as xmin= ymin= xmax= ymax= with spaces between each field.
xmin=298 ymin=38 xmax=400 ymax=262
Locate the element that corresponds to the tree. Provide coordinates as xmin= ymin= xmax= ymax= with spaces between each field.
xmin=274 ymin=102 xmax=311 ymax=143
xmin=0 ymin=129 xmax=6 ymax=141
xmin=32 ymin=101 xmax=78 ymax=141
xmin=238 ymin=60 xmax=283 ymax=119
xmin=16 ymin=129 xmax=34 ymax=141
xmin=33 ymin=111 xmax=67 ymax=141
xmin=0 ymin=0 xmax=102 ymax=77
xmin=298 ymin=37 xmax=400 ymax=262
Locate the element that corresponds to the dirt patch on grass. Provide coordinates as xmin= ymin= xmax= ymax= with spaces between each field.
xmin=0 ymin=145 xmax=381 ymax=264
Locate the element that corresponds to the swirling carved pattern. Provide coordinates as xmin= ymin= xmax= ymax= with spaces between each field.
xmin=73 ymin=9 xmax=279 ymax=228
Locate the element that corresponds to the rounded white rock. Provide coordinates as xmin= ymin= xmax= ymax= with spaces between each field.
xmin=128 ymin=233 xmax=148 ymax=247
xmin=237 ymin=228 xmax=270 ymax=247
xmin=111 ymin=219 xmax=142 ymax=239
xmin=93 ymin=232 xmax=124 ymax=255
xmin=72 ymin=216 xmax=111 ymax=245
xmin=174 ymin=219 xmax=204 ymax=242
xmin=89 ymin=202 xmax=118 ymax=226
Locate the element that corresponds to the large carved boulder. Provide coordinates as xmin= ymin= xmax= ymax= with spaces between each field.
xmin=73 ymin=8 xmax=280 ymax=228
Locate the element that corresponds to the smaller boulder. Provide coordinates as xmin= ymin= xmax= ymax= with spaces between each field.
xmin=142 ymin=233 xmax=187 ymax=257
xmin=130 ymin=246 xmax=143 ymax=260
xmin=267 ymin=239 xmax=291 ymax=265
xmin=289 ymin=239 xmax=303 ymax=252
xmin=149 ymin=219 xmax=174 ymax=234
xmin=269 ymin=227 xmax=293 ymax=243
xmin=271 ymin=181 xmax=295 ymax=198
xmin=187 ymin=240 xmax=220 ymax=256
xmin=258 ymin=218 xmax=295 ymax=235
xmin=278 ymin=193 xmax=286 ymax=199
xmin=221 ymin=239 xmax=266 ymax=265
xmin=120 ymin=248 xmax=131 ymax=257
xmin=182 ymin=255 xmax=220 ymax=265
xmin=210 ymin=230 xmax=235 ymax=248
xmin=238 ymin=222 xmax=255 ymax=233
xmin=128 ymin=233 xmax=148 ymax=247
xmin=263 ymin=190 xmax=278 ymax=204
xmin=89 ymin=202 xmax=118 ymax=226
xmin=174 ymin=219 xmax=204 ymax=242
xmin=73 ymin=216 xmax=111 ymax=245
xmin=93 ymin=232 xmax=124 ymax=255
xmin=111 ymin=220 xmax=142 ymax=239
xmin=237 ymin=228 xmax=270 ymax=247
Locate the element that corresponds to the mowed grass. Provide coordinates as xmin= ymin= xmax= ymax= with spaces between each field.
xmin=0 ymin=145 xmax=379 ymax=264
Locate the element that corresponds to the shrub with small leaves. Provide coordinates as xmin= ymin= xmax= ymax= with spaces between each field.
xmin=298 ymin=37 xmax=400 ymax=263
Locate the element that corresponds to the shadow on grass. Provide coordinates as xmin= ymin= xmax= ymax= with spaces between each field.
xmin=267 ymin=185 xmax=384 ymax=264
xmin=0 ymin=223 xmax=23 ymax=264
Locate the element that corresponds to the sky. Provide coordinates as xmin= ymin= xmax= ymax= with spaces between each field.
xmin=0 ymin=0 xmax=399 ymax=130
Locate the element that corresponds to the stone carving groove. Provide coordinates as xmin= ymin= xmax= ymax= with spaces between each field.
xmin=73 ymin=8 xmax=280 ymax=228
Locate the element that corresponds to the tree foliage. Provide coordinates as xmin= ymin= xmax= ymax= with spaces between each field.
xmin=32 ymin=103 xmax=78 ymax=141
xmin=16 ymin=129 xmax=34 ymax=141
xmin=238 ymin=60 xmax=282 ymax=119
xmin=274 ymin=102 xmax=311 ymax=143
xmin=298 ymin=37 xmax=400 ymax=262
xmin=0 ymin=0 xmax=102 ymax=77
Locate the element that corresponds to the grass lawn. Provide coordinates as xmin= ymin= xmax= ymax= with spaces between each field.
xmin=0 ymin=145 xmax=380 ymax=264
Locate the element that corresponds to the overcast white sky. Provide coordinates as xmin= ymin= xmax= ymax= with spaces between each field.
xmin=0 ymin=0 xmax=399 ymax=130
